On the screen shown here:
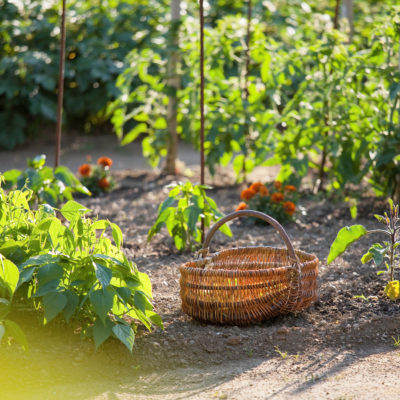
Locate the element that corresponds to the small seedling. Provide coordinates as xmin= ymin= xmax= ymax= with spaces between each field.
xmin=328 ymin=199 xmax=400 ymax=299
xmin=392 ymin=336 xmax=400 ymax=347
xmin=274 ymin=346 xmax=288 ymax=359
xmin=353 ymin=295 xmax=369 ymax=302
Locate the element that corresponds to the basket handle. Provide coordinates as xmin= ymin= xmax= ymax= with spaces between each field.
xmin=201 ymin=210 xmax=299 ymax=265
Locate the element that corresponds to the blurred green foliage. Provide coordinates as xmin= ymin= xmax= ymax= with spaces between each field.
xmin=2 ymin=0 xmax=400 ymax=199
xmin=0 ymin=0 xmax=168 ymax=148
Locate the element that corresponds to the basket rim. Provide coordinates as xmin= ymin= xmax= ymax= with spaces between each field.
xmin=180 ymin=245 xmax=318 ymax=277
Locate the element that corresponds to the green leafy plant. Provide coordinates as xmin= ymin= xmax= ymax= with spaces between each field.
xmin=327 ymin=199 xmax=400 ymax=300
xmin=236 ymin=181 xmax=298 ymax=223
xmin=0 ymin=184 xmax=162 ymax=351
xmin=77 ymin=156 xmax=116 ymax=196
xmin=0 ymin=254 xmax=28 ymax=351
xmin=2 ymin=154 xmax=90 ymax=207
xmin=148 ymin=181 xmax=232 ymax=251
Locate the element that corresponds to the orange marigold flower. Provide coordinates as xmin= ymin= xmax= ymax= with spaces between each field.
xmin=249 ymin=182 xmax=263 ymax=192
xmin=283 ymin=201 xmax=296 ymax=215
xmin=259 ymin=186 xmax=269 ymax=197
xmin=284 ymin=185 xmax=296 ymax=192
xmin=240 ymin=188 xmax=257 ymax=201
xmin=98 ymin=178 xmax=110 ymax=189
xmin=274 ymin=181 xmax=282 ymax=190
xmin=236 ymin=202 xmax=248 ymax=211
xmin=97 ymin=156 xmax=113 ymax=167
xmin=78 ymin=164 xmax=91 ymax=177
xmin=271 ymin=192 xmax=284 ymax=203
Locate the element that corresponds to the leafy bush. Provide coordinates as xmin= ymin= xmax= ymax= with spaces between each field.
xmin=148 ymin=181 xmax=232 ymax=251
xmin=0 ymin=254 xmax=28 ymax=351
xmin=78 ymin=156 xmax=116 ymax=196
xmin=236 ymin=181 xmax=298 ymax=223
xmin=2 ymin=154 xmax=90 ymax=207
xmin=328 ymin=199 xmax=400 ymax=300
xmin=0 ymin=184 xmax=162 ymax=351
xmin=0 ymin=0 xmax=169 ymax=148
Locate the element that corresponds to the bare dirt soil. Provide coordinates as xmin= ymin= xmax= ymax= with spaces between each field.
xmin=1 ymin=141 xmax=400 ymax=399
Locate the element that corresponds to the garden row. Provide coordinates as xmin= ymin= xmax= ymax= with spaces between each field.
xmin=2 ymin=1 xmax=399 ymax=198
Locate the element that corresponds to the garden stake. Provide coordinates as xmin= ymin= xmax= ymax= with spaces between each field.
xmin=55 ymin=0 xmax=67 ymax=168
xmin=199 ymin=0 xmax=205 ymax=243
xmin=241 ymin=0 xmax=252 ymax=182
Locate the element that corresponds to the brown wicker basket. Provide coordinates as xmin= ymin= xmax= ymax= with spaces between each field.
xmin=179 ymin=210 xmax=318 ymax=325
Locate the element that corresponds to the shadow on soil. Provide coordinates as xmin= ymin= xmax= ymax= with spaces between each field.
xmin=1 ymin=310 xmax=398 ymax=400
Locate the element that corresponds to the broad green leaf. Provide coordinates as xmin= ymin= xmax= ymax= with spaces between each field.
xmin=60 ymin=200 xmax=90 ymax=221
xmin=19 ymin=254 xmax=59 ymax=269
xmin=112 ymin=324 xmax=135 ymax=351
xmin=116 ymin=287 xmax=131 ymax=303
xmin=218 ymin=223 xmax=232 ymax=237
xmin=0 ymin=241 xmax=27 ymax=266
xmin=147 ymin=311 xmax=164 ymax=330
xmin=2 ymin=169 xmax=21 ymax=186
xmin=37 ymin=263 xmax=64 ymax=285
xmin=135 ymin=273 xmax=153 ymax=297
xmin=361 ymin=252 xmax=373 ymax=264
xmin=186 ymin=206 xmax=202 ymax=233
xmin=327 ymin=225 xmax=368 ymax=264
xmin=93 ymin=262 xmax=112 ymax=289
xmin=17 ymin=267 xmax=36 ymax=289
xmin=133 ymin=291 xmax=149 ymax=313
xmin=368 ymin=244 xmax=386 ymax=266
xmin=90 ymin=288 xmax=114 ymax=323
xmin=93 ymin=317 xmax=114 ymax=349
xmin=33 ymin=279 xmax=61 ymax=297
xmin=0 ymin=256 xmax=19 ymax=297
xmin=43 ymin=291 xmax=68 ymax=323
xmin=3 ymin=320 xmax=28 ymax=351
xmin=121 ymin=123 xmax=147 ymax=145
xmin=42 ymin=187 xmax=57 ymax=207
xmin=159 ymin=196 xmax=175 ymax=214
xmin=111 ymin=223 xmax=123 ymax=249
xmin=63 ymin=290 xmax=79 ymax=322
xmin=92 ymin=220 xmax=109 ymax=230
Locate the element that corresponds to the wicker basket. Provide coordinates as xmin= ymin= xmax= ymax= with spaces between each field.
xmin=179 ymin=210 xmax=319 ymax=325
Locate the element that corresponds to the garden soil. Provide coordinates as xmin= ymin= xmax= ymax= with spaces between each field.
xmin=1 ymin=136 xmax=400 ymax=400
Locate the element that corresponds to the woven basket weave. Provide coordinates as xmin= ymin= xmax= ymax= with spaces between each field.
xmin=179 ymin=210 xmax=319 ymax=325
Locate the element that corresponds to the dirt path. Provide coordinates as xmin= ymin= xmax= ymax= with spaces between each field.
xmin=1 ymin=139 xmax=400 ymax=399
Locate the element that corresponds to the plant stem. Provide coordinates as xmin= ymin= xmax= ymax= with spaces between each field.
xmin=390 ymin=228 xmax=395 ymax=281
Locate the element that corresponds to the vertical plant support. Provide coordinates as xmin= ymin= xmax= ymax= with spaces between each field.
xmin=199 ymin=0 xmax=205 ymax=242
xmin=241 ymin=0 xmax=252 ymax=182
xmin=333 ymin=0 xmax=340 ymax=30
xmin=55 ymin=0 xmax=67 ymax=168
xmin=164 ymin=0 xmax=181 ymax=175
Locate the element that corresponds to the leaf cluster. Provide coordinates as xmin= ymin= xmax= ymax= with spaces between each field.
xmin=2 ymin=154 xmax=90 ymax=207
xmin=0 ymin=185 xmax=162 ymax=351
xmin=327 ymin=199 xmax=400 ymax=298
xmin=148 ymin=181 xmax=232 ymax=251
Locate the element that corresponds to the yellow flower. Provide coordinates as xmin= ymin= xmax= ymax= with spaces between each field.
xmin=385 ymin=281 xmax=400 ymax=300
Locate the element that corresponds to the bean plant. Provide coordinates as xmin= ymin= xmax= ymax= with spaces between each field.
xmin=0 ymin=183 xmax=162 ymax=351
xmin=148 ymin=181 xmax=232 ymax=251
